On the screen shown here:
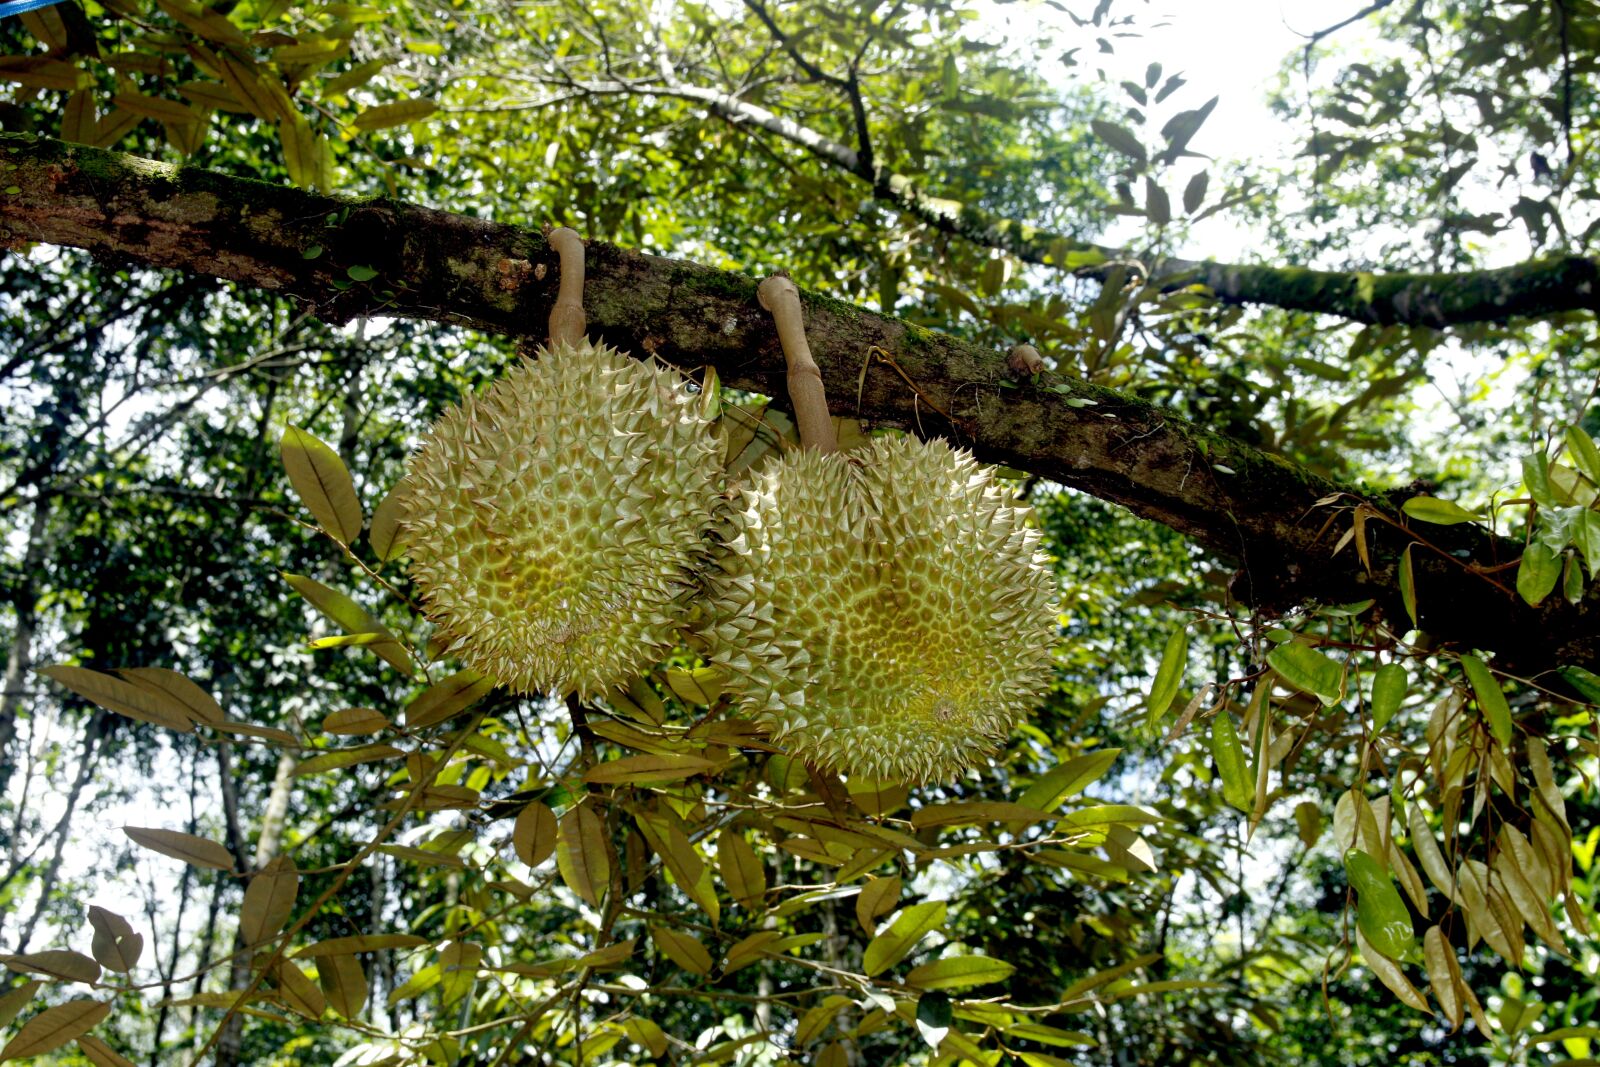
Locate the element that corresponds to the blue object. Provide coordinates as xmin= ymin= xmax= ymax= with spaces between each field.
xmin=0 ymin=0 xmax=69 ymax=17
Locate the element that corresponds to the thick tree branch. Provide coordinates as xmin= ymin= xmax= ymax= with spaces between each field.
xmin=1 ymin=133 xmax=1594 ymax=673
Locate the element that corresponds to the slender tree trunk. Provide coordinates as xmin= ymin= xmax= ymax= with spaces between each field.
xmin=148 ymin=754 xmax=201 ymax=1066
xmin=213 ymin=749 xmax=296 ymax=1067
xmin=0 ymin=497 xmax=54 ymax=803
xmin=12 ymin=711 xmax=105 ymax=951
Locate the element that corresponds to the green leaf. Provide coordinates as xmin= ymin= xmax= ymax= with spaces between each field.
xmin=1016 ymin=749 xmax=1121 ymax=812
xmin=1516 ymin=541 xmax=1561 ymax=606
xmin=1345 ymin=848 xmax=1417 ymax=962
xmin=1402 ymin=495 xmax=1481 ymax=525
xmin=282 ymin=573 xmax=414 ymax=676
xmin=1089 ymin=119 xmax=1146 ymax=167
xmin=1399 ymin=544 xmax=1418 ymax=627
xmin=1266 ymin=642 xmax=1345 ymax=706
xmin=1147 ymin=626 xmax=1188 ymax=721
xmin=1209 ymin=713 xmax=1252 ymax=812
xmin=1369 ymin=663 xmax=1408 ymax=734
xmin=1572 ymin=509 xmax=1600 ymax=576
xmin=914 ymin=990 xmax=952 ymax=1048
xmin=280 ymin=425 xmax=363 ymax=544
xmin=405 ymin=670 xmax=495 ymax=729
xmin=1560 ymin=665 xmax=1600 ymax=704
xmin=1460 ymin=655 xmax=1512 ymax=749
xmin=663 ymin=667 xmax=722 ymax=706
xmin=1566 ymin=424 xmax=1600 ymax=483
xmin=862 ymin=901 xmax=946 ymax=976
xmin=905 ymin=955 xmax=1016 ymax=990
xmin=346 ymin=264 xmax=378 ymax=282
xmin=1523 ymin=451 xmax=1554 ymax=509
xmin=1182 ymin=169 xmax=1209 ymax=214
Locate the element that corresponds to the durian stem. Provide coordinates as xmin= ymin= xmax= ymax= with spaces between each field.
xmin=547 ymin=227 xmax=587 ymax=348
xmin=758 ymin=274 xmax=838 ymax=454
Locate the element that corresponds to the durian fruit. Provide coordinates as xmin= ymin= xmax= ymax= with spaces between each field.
xmin=400 ymin=228 xmax=722 ymax=698
xmin=704 ymin=276 xmax=1058 ymax=783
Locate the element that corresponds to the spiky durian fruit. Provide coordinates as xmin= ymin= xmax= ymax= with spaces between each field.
xmin=705 ymin=434 xmax=1058 ymax=782
xmin=402 ymin=339 xmax=722 ymax=698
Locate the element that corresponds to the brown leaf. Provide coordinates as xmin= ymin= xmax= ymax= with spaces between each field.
xmin=113 ymin=668 xmax=223 ymax=725
xmin=2 ymin=950 xmax=101 ymax=985
xmin=317 ymin=954 xmax=367 ymax=1020
xmin=270 ymin=959 xmax=326 ymax=1020
xmin=122 ymin=826 xmax=235 ymax=871
xmin=240 ymin=855 xmax=299 ymax=946
xmin=0 ymin=999 xmax=110 ymax=1061
xmin=855 ymin=874 xmax=902 ymax=936
xmin=77 ymin=1034 xmax=137 ymax=1067
xmin=557 ymin=804 xmax=610 ymax=909
xmin=280 ymin=425 xmax=362 ymax=544
xmin=87 ymin=907 xmax=143 ymax=973
xmin=0 ymin=981 xmax=41 ymax=1028
xmin=717 ymin=829 xmax=766 ymax=910
xmin=36 ymin=666 xmax=194 ymax=733
xmin=512 ymin=801 xmax=558 ymax=868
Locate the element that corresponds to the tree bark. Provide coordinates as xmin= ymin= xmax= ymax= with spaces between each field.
xmin=0 ymin=496 xmax=54 ymax=802
xmin=0 ymin=133 xmax=1594 ymax=674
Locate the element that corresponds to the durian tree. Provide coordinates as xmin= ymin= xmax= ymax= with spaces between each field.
xmin=2 ymin=1 xmax=1600 ymax=1065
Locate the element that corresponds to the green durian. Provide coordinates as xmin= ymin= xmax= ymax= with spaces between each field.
xmin=400 ymin=229 xmax=722 ymax=699
xmin=705 ymin=433 xmax=1058 ymax=783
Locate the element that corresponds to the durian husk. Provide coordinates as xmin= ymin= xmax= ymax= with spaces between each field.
xmin=401 ymin=339 xmax=723 ymax=698
xmin=705 ymin=434 xmax=1058 ymax=783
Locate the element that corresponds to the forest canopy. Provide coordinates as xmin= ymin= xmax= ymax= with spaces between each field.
xmin=1 ymin=1 xmax=1599 ymax=1065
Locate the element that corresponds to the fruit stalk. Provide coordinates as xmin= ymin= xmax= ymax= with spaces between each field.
xmin=758 ymin=274 xmax=838 ymax=454
xmin=547 ymin=227 xmax=587 ymax=348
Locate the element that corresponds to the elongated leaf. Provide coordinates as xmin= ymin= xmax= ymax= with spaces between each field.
xmin=405 ymin=670 xmax=494 ymax=729
xmin=0 ymin=981 xmax=40 ymax=1028
xmin=664 ymin=667 xmax=723 ymax=705
xmin=1369 ymin=663 xmax=1408 ymax=733
xmin=1402 ymin=495 xmax=1481 ymax=525
xmin=1267 ymin=643 xmax=1345 ymax=705
xmin=293 ymin=744 xmax=403 ymax=777
xmin=650 ymin=926 xmax=712 ymax=976
xmin=1422 ymin=926 xmax=1464 ymax=1031
xmin=1567 ymin=425 xmax=1600 ymax=484
xmin=1 ymin=951 xmax=100 ymax=985
xmin=76 ymin=1034 xmax=137 ymax=1067
xmin=583 ymin=753 xmax=716 ymax=785
xmin=240 ymin=855 xmax=298 ymax=946
xmin=283 ymin=574 xmax=413 ymax=675
xmin=512 ymin=801 xmax=558 ymax=868
xmin=318 ymin=953 xmax=367 ymax=1019
xmin=271 ymin=960 xmax=325 ymax=1020
xmin=911 ymin=801 xmax=1054 ymax=830
xmin=1016 ymin=749 xmax=1121 ymax=812
xmin=717 ymin=829 xmax=766 ymax=910
xmin=368 ymin=481 xmax=407 ymax=561
xmin=0 ymin=999 xmax=111 ymax=1061
xmin=321 ymin=707 xmax=390 ymax=735
xmin=557 ymin=804 xmax=609 ymax=908
xmin=122 ymin=826 xmax=234 ymax=870
xmin=351 ymin=98 xmax=437 ymax=130
xmin=114 ymin=668 xmax=222 ymax=725
xmin=1562 ymin=665 xmax=1600 ymax=703
xmin=863 ymin=901 xmax=946 ymax=976
xmin=1346 ymin=848 xmax=1417 ymax=961
xmin=906 ymin=955 xmax=1015 ymax=990
xmin=1355 ymin=928 xmax=1429 ymax=1013
xmin=87 ymin=907 xmax=142 ymax=973
xmin=1090 ymin=119 xmax=1145 ymax=166
xmin=1399 ymin=544 xmax=1418 ymax=627
xmin=280 ymin=425 xmax=362 ymax=543
xmin=1460 ymin=655 xmax=1512 ymax=749
xmin=1147 ymin=626 xmax=1188 ymax=721
xmin=293 ymin=934 xmax=426 ymax=957
xmin=1209 ymin=712 xmax=1252 ymax=811
xmin=36 ymin=665 xmax=194 ymax=733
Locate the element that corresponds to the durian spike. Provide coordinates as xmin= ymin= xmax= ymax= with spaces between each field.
xmin=758 ymin=274 xmax=838 ymax=454
xmin=547 ymin=226 xmax=587 ymax=348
